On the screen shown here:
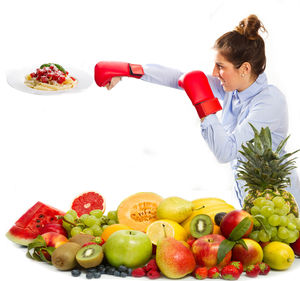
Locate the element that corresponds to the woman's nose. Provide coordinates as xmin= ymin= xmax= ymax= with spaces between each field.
xmin=212 ymin=66 xmax=219 ymax=77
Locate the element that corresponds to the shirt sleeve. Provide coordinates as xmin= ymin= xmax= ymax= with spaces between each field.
xmin=206 ymin=75 xmax=226 ymax=101
xmin=141 ymin=64 xmax=184 ymax=90
xmin=201 ymin=90 xmax=288 ymax=163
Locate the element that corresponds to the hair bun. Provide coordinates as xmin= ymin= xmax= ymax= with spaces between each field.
xmin=235 ymin=14 xmax=266 ymax=40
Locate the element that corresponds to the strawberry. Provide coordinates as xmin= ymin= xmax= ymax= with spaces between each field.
xmin=258 ymin=262 xmax=270 ymax=275
xmin=207 ymin=266 xmax=220 ymax=279
xmin=221 ymin=265 xmax=241 ymax=280
xmin=245 ymin=264 xmax=260 ymax=278
xmin=194 ymin=267 xmax=208 ymax=280
xmin=229 ymin=261 xmax=243 ymax=274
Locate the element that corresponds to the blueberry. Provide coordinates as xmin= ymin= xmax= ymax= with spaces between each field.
xmin=71 ymin=269 xmax=81 ymax=277
xmin=118 ymin=265 xmax=127 ymax=272
xmin=93 ymin=272 xmax=101 ymax=278
xmin=99 ymin=268 xmax=106 ymax=274
xmin=114 ymin=271 xmax=121 ymax=277
xmin=87 ymin=268 xmax=97 ymax=273
xmin=86 ymin=272 xmax=94 ymax=279
xmin=127 ymin=268 xmax=132 ymax=275
xmin=120 ymin=272 xmax=127 ymax=278
xmin=107 ymin=267 xmax=116 ymax=275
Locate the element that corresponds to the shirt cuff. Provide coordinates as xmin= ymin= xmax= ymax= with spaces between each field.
xmin=200 ymin=114 xmax=219 ymax=129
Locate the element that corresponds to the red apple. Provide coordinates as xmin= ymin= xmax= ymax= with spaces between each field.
xmin=41 ymin=232 xmax=68 ymax=248
xmin=192 ymin=234 xmax=232 ymax=269
xmin=231 ymin=238 xmax=263 ymax=269
xmin=290 ymin=236 xmax=300 ymax=256
xmin=220 ymin=210 xmax=253 ymax=239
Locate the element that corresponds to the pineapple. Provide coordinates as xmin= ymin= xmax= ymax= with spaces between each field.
xmin=237 ymin=124 xmax=299 ymax=217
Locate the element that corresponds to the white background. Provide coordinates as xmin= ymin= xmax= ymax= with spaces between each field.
xmin=0 ymin=0 xmax=299 ymax=279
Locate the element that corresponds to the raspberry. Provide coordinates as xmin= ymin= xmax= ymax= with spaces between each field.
xmin=145 ymin=259 xmax=159 ymax=272
xmin=147 ymin=270 xmax=161 ymax=279
xmin=132 ymin=267 xmax=146 ymax=277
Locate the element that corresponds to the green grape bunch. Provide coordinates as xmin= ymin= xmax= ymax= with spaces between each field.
xmin=249 ymin=196 xmax=300 ymax=244
xmin=61 ymin=209 xmax=119 ymax=238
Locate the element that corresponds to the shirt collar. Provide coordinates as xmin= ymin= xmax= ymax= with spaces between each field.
xmin=235 ymin=73 xmax=268 ymax=102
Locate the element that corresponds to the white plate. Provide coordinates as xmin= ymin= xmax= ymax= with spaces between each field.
xmin=6 ymin=65 xmax=93 ymax=95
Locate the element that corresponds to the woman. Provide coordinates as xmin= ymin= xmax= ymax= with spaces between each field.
xmin=94 ymin=15 xmax=300 ymax=207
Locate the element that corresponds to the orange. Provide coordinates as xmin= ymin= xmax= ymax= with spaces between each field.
xmin=101 ymin=224 xmax=131 ymax=242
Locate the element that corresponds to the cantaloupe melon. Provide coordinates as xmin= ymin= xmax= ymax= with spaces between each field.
xmin=117 ymin=192 xmax=163 ymax=232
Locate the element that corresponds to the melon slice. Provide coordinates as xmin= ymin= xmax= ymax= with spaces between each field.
xmin=117 ymin=192 xmax=163 ymax=232
xmin=6 ymin=201 xmax=65 ymax=246
xmin=71 ymin=192 xmax=106 ymax=217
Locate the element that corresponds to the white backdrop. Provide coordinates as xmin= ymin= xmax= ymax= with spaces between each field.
xmin=1 ymin=0 xmax=300 ymax=279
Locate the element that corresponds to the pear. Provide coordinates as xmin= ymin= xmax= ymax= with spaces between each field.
xmin=157 ymin=197 xmax=194 ymax=223
xmin=156 ymin=236 xmax=196 ymax=278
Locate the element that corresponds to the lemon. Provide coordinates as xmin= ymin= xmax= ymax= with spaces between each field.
xmin=263 ymin=241 xmax=295 ymax=270
xmin=146 ymin=219 xmax=188 ymax=245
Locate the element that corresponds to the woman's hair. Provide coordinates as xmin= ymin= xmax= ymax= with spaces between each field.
xmin=214 ymin=15 xmax=267 ymax=77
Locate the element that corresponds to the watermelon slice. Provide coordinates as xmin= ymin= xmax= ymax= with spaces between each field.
xmin=71 ymin=192 xmax=106 ymax=217
xmin=6 ymin=201 xmax=65 ymax=246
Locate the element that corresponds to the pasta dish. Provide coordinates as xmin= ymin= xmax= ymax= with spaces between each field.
xmin=24 ymin=63 xmax=77 ymax=91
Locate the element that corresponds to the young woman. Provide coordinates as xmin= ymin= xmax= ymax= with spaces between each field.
xmin=94 ymin=15 xmax=300 ymax=207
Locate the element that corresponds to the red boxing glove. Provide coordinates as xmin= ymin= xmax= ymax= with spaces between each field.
xmin=94 ymin=61 xmax=144 ymax=87
xmin=178 ymin=71 xmax=222 ymax=119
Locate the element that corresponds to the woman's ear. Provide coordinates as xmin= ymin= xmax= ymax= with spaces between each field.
xmin=239 ymin=62 xmax=252 ymax=76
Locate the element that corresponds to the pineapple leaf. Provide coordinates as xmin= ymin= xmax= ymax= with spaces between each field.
xmin=249 ymin=123 xmax=259 ymax=136
xmin=260 ymin=127 xmax=272 ymax=150
xmin=275 ymin=135 xmax=290 ymax=154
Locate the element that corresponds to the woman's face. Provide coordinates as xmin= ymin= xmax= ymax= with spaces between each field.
xmin=212 ymin=51 xmax=246 ymax=92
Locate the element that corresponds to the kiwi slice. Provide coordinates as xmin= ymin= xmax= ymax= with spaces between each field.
xmin=76 ymin=244 xmax=104 ymax=269
xmin=190 ymin=214 xmax=214 ymax=238
xmin=214 ymin=212 xmax=227 ymax=226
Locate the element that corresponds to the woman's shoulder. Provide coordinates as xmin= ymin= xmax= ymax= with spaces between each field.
xmin=253 ymin=79 xmax=286 ymax=105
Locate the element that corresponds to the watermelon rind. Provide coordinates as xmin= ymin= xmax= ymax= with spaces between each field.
xmin=6 ymin=201 xmax=65 ymax=246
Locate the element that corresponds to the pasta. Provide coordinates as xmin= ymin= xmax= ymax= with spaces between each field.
xmin=24 ymin=63 xmax=77 ymax=91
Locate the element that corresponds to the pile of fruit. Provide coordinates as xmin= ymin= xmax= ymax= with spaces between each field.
xmin=5 ymin=125 xmax=300 ymax=279
xmin=6 ymin=190 xmax=300 ymax=280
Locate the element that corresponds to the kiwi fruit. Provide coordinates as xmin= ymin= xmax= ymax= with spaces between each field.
xmin=76 ymin=244 xmax=104 ymax=268
xmin=190 ymin=214 xmax=214 ymax=238
xmin=214 ymin=212 xmax=227 ymax=226
xmin=69 ymin=233 xmax=95 ymax=246
xmin=51 ymin=242 xmax=81 ymax=270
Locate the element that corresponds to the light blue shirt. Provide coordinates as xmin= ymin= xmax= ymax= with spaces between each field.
xmin=141 ymin=64 xmax=300 ymax=207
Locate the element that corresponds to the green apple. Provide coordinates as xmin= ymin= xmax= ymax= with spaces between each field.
xmin=103 ymin=229 xmax=152 ymax=268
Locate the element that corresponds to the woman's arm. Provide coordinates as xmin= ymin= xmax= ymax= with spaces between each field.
xmin=141 ymin=64 xmax=184 ymax=90
xmin=94 ymin=61 xmax=226 ymax=102
xmin=201 ymin=89 xmax=288 ymax=163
